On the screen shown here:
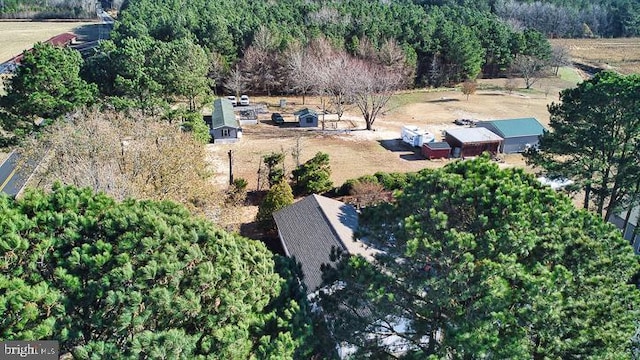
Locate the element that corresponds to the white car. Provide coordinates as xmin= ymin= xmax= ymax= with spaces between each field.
xmin=227 ymin=95 xmax=237 ymax=106
xmin=240 ymin=94 xmax=250 ymax=106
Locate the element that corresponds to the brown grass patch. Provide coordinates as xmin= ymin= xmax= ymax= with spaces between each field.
xmin=551 ymin=38 xmax=640 ymax=74
xmin=0 ymin=21 xmax=96 ymax=61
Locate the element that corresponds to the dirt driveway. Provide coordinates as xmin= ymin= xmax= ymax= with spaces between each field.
xmin=208 ymin=75 xmax=576 ymax=193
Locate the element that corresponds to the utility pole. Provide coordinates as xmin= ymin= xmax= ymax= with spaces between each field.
xmin=228 ymin=150 xmax=234 ymax=185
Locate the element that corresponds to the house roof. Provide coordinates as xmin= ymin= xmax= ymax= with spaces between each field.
xmin=273 ymin=194 xmax=377 ymax=294
xmin=478 ymin=118 xmax=546 ymax=138
xmin=46 ymin=33 xmax=77 ymax=46
xmin=446 ymin=127 xmax=503 ymax=143
xmin=294 ymin=108 xmax=318 ymax=117
xmin=212 ymin=98 xmax=239 ymax=129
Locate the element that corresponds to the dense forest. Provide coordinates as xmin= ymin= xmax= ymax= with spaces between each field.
xmin=96 ymin=0 xmax=551 ymax=94
xmin=1 ymin=0 xmax=638 ymax=37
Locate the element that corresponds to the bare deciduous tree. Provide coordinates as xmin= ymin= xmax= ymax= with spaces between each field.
xmin=208 ymin=51 xmax=228 ymax=95
xmin=240 ymin=26 xmax=284 ymax=96
xmin=504 ymin=77 xmax=519 ymax=93
xmin=350 ymin=181 xmax=388 ymax=209
xmin=350 ymin=60 xmax=402 ymax=131
xmin=285 ymin=41 xmax=315 ymax=105
xmin=223 ymin=65 xmax=248 ymax=98
xmin=550 ymin=44 xmax=571 ymax=76
xmin=377 ymin=38 xmax=415 ymax=88
xmin=510 ymin=54 xmax=549 ymax=89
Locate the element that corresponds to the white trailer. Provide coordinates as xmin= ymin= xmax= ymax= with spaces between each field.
xmin=401 ymin=126 xmax=435 ymax=147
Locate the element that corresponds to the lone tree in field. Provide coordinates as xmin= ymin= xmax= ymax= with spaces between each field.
xmin=511 ymin=54 xmax=549 ymax=89
xmin=461 ymin=80 xmax=477 ymax=100
xmin=0 ymin=185 xmax=311 ymax=358
xmin=351 ymin=60 xmax=402 ymax=131
xmin=320 ymin=157 xmax=639 ymax=358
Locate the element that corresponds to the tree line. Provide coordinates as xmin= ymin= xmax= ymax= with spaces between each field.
xmin=0 ymin=0 xmax=97 ymax=18
xmin=110 ymin=0 xmax=552 ymax=90
xmin=494 ymin=0 xmax=640 ymax=38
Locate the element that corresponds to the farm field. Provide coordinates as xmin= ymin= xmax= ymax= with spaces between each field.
xmin=0 ymin=21 xmax=97 ymax=62
xmin=551 ymin=37 xmax=640 ymax=74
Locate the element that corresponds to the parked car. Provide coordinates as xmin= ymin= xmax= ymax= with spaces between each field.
xmin=454 ymin=118 xmax=475 ymax=126
xmin=271 ymin=112 xmax=284 ymax=124
xmin=227 ymin=95 xmax=237 ymax=106
xmin=240 ymin=94 xmax=250 ymax=106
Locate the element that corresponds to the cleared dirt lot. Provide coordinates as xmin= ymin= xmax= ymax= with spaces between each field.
xmin=208 ymin=74 xmax=579 ymax=193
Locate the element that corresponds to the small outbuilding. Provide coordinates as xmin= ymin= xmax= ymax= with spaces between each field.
xmin=209 ymin=98 xmax=242 ymax=144
xmin=294 ymin=108 xmax=318 ymax=127
xmin=445 ymin=128 xmax=503 ymax=158
xmin=422 ymin=141 xmax=451 ymax=159
xmin=476 ymin=117 xmax=546 ymax=153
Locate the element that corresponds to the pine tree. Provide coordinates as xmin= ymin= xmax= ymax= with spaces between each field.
xmin=257 ymin=180 xmax=294 ymax=232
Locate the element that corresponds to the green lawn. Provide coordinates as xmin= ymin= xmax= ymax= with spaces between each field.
xmin=557 ymin=66 xmax=584 ymax=85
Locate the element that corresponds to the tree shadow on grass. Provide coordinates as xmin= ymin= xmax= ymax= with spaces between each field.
xmin=72 ymin=23 xmax=112 ymax=42
xmin=428 ymin=98 xmax=460 ymax=103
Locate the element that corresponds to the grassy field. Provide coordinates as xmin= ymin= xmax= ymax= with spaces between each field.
xmin=0 ymin=21 xmax=97 ymax=62
xmin=551 ymin=37 xmax=640 ymax=75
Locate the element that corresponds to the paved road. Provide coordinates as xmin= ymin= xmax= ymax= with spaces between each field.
xmin=0 ymin=151 xmax=39 ymax=197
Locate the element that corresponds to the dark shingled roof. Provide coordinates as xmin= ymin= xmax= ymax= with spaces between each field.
xmin=273 ymin=194 xmax=359 ymax=294
xmin=294 ymin=108 xmax=318 ymax=117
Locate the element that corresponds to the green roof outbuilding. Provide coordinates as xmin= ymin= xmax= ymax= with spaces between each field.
xmin=212 ymin=98 xmax=240 ymax=129
xmin=209 ymin=98 xmax=241 ymax=144
xmin=476 ymin=118 xmax=546 ymax=153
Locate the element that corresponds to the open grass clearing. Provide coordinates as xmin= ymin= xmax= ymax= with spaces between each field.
xmin=0 ymin=21 xmax=97 ymax=62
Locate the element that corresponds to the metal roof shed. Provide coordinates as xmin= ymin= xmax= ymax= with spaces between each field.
xmin=210 ymin=98 xmax=241 ymax=144
xmin=476 ymin=117 xmax=546 ymax=153
xmin=445 ymin=128 xmax=503 ymax=158
xmin=294 ymin=108 xmax=318 ymax=127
